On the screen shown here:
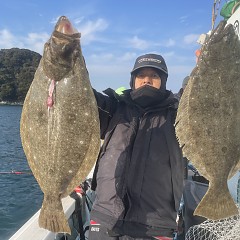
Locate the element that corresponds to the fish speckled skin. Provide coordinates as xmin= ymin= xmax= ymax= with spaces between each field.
xmin=20 ymin=16 xmax=100 ymax=233
xmin=175 ymin=21 xmax=240 ymax=220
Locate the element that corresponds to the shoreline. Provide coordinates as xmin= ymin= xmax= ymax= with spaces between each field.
xmin=0 ymin=101 xmax=23 ymax=106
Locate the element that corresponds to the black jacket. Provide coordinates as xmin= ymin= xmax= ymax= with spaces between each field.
xmin=90 ymin=88 xmax=183 ymax=238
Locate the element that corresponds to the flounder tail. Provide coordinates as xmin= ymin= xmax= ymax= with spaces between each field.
xmin=39 ymin=195 xmax=70 ymax=234
xmin=194 ymin=181 xmax=238 ymax=220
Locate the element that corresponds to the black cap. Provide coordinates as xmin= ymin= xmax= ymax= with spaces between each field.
xmin=130 ymin=53 xmax=168 ymax=89
xmin=131 ymin=53 xmax=168 ymax=76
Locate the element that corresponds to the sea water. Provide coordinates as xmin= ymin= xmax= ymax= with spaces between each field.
xmin=0 ymin=105 xmax=43 ymax=240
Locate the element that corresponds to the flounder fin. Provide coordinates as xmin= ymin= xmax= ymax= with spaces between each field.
xmin=194 ymin=182 xmax=238 ymax=220
xmin=38 ymin=195 xmax=71 ymax=234
xmin=175 ymin=74 xmax=193 ymax=155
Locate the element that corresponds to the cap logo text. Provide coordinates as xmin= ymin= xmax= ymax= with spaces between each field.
xmin=138 ymin=58 xmax=162 ymax=64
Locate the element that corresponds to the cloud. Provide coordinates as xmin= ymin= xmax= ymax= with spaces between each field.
xmin=0 ymin=29 xmax=19 ymax=49
xmin=163 ymin=51 xmax=175 ymax=58
xmin=127 ymin=36 xmax=149 ymax=50
xmin=165 ymin=38 xmax=175 ymax=47
xmin=76 ymin=18 xmax=109 ymax=44
xmin=118 ymin=52 xmax=137 ymax=61
xmin=183 ymin=34 xmax=199 ymax=44
xmin=132 ymin=37 xmax=175 ymax=50
xmin=48 ymin=16 xmax=109 ymax=45
xmin=89 ymin=53 xmax=114 ymax=62
xmin=0 ymin=28 xmax=49 ymax=54
xmin=179 ymin=15 xmax=188 ymax=24
xmin=50 ymin=16 xmax=60 ymax=25
xmin=74 ymin=17 xmax=85 ymax=25
xmin=0 ymin=17 xmax=109 ymax=53
xmin=24 ymin=32 xmax=49 ymax=53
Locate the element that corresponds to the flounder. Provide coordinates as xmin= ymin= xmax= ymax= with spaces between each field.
xmin=175 ymin=20 xmax=240 ymax=220
xmin=20 ymin=16 xmax=100 ymax=233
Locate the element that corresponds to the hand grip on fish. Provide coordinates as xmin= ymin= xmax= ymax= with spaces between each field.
xmin=176 ymin=20 xmax=240 ymax=220
xmin=20 ymin=16 xmax=100 ymax=233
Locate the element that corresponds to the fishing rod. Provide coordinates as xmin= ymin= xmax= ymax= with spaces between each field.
xmin=211 ymin=0 xmax=222 ymax=30
xmin=0 ymin=170 xmax=32 ymax=175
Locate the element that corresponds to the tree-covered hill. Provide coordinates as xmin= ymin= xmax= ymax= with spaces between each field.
xmin=0 ymin=48 xmax=41 ymax=103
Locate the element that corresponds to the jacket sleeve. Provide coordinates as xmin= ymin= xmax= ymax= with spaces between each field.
xmin=93 ymin=88 xmax=118 ymax=139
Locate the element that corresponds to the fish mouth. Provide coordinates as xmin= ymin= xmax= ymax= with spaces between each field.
xmin=51 ymin=16 xmax=81 ymax=51
xmin=42 ymin=16 xmax=81 ymax=81
xmin=55 ymin=16 xmax=79 ymax=35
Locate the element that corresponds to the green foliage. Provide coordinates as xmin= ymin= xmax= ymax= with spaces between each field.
xmin=0 ymin=48 xmax=41 ymax=103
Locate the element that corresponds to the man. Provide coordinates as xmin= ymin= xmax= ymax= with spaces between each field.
xmin=89 ymin=53 xmax=184 ymax=240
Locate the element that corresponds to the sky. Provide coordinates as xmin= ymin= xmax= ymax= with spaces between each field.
xmin=0 ymin=0 xmax=227 ymax=93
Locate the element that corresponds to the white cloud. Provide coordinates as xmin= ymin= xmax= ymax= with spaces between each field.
xmin=0 ymin=28 xmax=49 ymax=54
xmin=0 ymin=29 xmax=19 ymax=49
xmin=180 ymin=15 xmax=188 ymax=24
xmin=24 ymin=32 xmax=49 ymax=52
xmin=48 ymin=16 xmax=109 ymax=45
xmin=164 ymin=51 xmax=175 ymax=58
xmin=127 ymin=36 xmax=176 ymax=51
xmin=90 ymin=53 xmax=114 ymax=62
xmin=119 ymin=52 xmax=137 ymax=61
xmin=165 ymin=38 xmax=175 ymax=47
xmin=128 ymin=36 xmax=149 ymax=50
xmin=183 ymin=34 xmax=199 ymax=44
xmin=26 ymin=32 xmax=49 ymax=42
xmin=50 ymin=16 xmax=60 ymax=25
xmin=74 ymin=17 xmax=85 ymax=25
xmin=77 ymin=18 xmax=109 ymax=44
xmin=0 ymin=17 xmax=109 ymax=53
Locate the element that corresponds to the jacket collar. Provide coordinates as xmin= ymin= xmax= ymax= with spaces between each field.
xmin=103 ymin=88 xmax=178 ymax=113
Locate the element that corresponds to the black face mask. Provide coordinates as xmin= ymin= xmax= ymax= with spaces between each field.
xmin=130 ymin=85 xmax=167 ymax=108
